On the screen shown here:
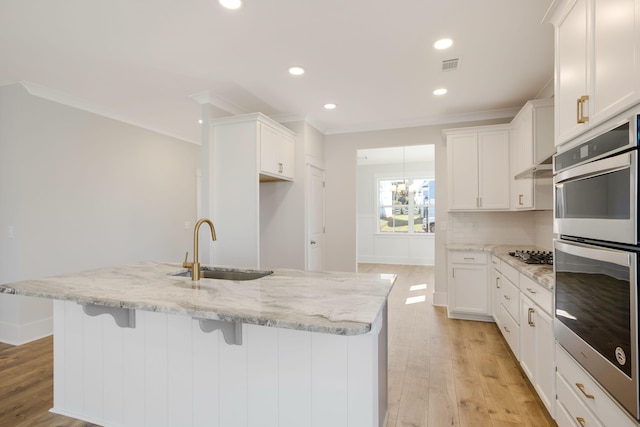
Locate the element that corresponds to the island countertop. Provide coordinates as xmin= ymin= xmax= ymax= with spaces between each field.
xmin=0 ymin=262 xmax=396 ymax=336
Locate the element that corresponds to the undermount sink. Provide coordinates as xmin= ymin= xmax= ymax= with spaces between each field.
xmin=171 ymin=267 xmax=273 ymax=281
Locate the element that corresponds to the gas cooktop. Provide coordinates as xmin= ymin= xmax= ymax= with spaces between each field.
xmin=508 ymin=250 xmax=553 ymax=265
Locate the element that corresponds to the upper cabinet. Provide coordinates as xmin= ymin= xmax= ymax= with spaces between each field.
xmin=546 ymin=0 xmax=640 ymax=146
xmin=259 ymin=122 xmax=295 ymax=181
xmin=446 ymin=125 xmax=510 ymax=211
xmin=510 ymin=99 xmax=554 ymax=210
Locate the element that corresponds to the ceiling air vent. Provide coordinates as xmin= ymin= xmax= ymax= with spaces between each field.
xmin=442 ymin=58 xmax=459 ymax=71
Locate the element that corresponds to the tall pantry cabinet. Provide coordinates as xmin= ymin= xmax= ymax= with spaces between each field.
xmin=209 ymin=113 xmax=296 ymax=268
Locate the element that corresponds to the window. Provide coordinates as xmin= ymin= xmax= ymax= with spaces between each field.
xmin=378 ymin=178 xmax=435 ymax=233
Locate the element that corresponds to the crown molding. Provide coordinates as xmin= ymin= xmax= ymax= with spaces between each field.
xmin=322 ymin=107 xmax=520 ymax=135
xmin=16 ymin=81 xmax=199 ymax=144
xmin=189 ymin=90 xmax=246 ymax=116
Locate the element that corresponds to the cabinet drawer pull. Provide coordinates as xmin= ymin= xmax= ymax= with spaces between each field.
xmin=526 ymin=287 xmax=536 ymax=294
xmin=278 ymin=162 xmax=284 ymax=173
xmin=503 ymin=295 xmax=511 ymax=301
xmin=518 ymin=194 xmax=523 ymax=206
xmin=503 ymin=326 xmax=510 ymax=333
xmin=577 ymin=95 xmax=589 ymax=124
xmin=576 ymin=417 xmax=586 ymax=427
xmin=575 ymin=383 xmax=595 ymax=399
xmin=463 ymin=257 xmax=475 ymax=261
xmin=495 ymin=277 xmax=501 ymax=289
xmin=527 ymin=307 xmax=535 ymax=327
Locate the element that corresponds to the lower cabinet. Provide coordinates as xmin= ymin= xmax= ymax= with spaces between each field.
xmin=520 ymin=294 xmax=554 ymax=416
xmin=556 ymin=344 xmax=637 ymax=427
xmin=447 ymin=251 xmax=491 ymax=320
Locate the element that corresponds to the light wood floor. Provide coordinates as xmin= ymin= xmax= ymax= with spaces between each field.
xmin=0 ymin=264 xmax=555 ymax=426
xmin=358 ymin=263 xmax=556 ymax=427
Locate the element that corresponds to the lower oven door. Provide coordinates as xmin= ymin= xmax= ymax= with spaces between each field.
xmin=554 ymin=150 xmax=637 ymax=245
xmin=554 ymin=239 xmax=639 ymax=418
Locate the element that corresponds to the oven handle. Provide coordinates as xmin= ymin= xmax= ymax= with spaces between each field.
xmin=555 ymin=240 xmax=632 ymax=267
xmin=554 ymin=151 xmax=632 ymax=185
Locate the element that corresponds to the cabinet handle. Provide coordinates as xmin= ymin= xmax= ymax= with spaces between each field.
xmin=527 ymin=307 xmax=535 ymax=327
xmin=526 ymin=287 xmax=536 ymax=294
xmin=464 ymin=257 xmax=475 ymax=261
xmin=503 ymin=295 xmax=511 ymax=301
xmin=576 ymin=417 xmax=586 ymax=427
xmin=496 ymin=277 xmax=501 ymax=289
xmin=518 ymin=194 xmax=523 ymax=206
xmin=575 ymin=383 xmax=595 ymax=399
xmin=577 ymin=95 xmax=589 ymax=124
xmin=278 ymin=162 xmax=284 ymax=173
xmin=503 ymin=326 xmax=510 ymax=333
xmin=310 ymin=240 xmax=317 ymax=245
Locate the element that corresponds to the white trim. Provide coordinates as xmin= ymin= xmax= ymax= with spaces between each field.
xmin=432 ymin=291 xmax=448 ymax=307
xmin=189 ymin=89 xmax=247 ymax=115
xmin=15 ymin=81 xmax=199 ymax=144
xmin=0 ymin=316 xmax=53 ymax=345
xmin=324 ymin=107 xmax=520 ymax=135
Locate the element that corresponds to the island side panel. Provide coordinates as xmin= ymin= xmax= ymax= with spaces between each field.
xmin=278 ymin=328 xmax=312 ymax=427
xmin=52 ymin=301 xmax=386 ymax=427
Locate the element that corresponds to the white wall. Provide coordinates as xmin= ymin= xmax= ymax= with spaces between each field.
xmin=357 ymin=161 xmax=435 ymax=265
xmin=0 ymin=83 xmax=199 ymax=345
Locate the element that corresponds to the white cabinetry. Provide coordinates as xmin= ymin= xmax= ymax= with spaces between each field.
xmin=446 ymin=126 xmax=510 ymax=211
xmin=519 ymin=282 xmax=555 ymax=417
xmin=259 ymin=122 xmax=295 ymax=181
xmin=212 ymin=113 xmax=296 ymax=267
xmin=447 ymin=251 xmax=491 ymax=321
xmin=556 ymin=344 xmax=637 ymax=427
xmin=546 ymin=0 xmax=640 ymax=146
xmin=510 ymin=99 xmax=554 ymax=210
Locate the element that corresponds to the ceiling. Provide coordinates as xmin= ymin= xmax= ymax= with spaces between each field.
xmin=0 ymin=0 xmax=554 ymax=144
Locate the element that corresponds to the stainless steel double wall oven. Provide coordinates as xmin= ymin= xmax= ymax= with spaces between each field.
xmin=554 ymin=110 xmax=640 ymax=419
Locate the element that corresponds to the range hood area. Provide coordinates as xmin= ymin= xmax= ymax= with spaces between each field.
xmin=514 ymin=156 xmax=553 ymax=179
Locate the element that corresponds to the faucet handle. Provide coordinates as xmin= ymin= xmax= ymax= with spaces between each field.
xmin=182 ymin=251 xmax=193 ymax=268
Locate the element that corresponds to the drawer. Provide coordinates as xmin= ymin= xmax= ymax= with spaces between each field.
xmin=520 ymin=274 xmax=552 ymax=315
xmin=498 ymin=304 xmax=519 ymax=359
xmin=556 ymin=345 xmax=638 ymax=427
xmin=449 ymin=251 xmax=487 ymax=264
xmin=557 ymin=373 xmax=603 ymax=427
xmin=556 ymin=400 xmax=581 ymax=427
xmin=501 ymin=261 xmax=519 ymax=286
xmin=501 ymin=279 xmax=520 ymax=323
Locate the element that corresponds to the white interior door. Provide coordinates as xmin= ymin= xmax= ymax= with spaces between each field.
xmin=307 ymin=164 xmax=325 ymax=271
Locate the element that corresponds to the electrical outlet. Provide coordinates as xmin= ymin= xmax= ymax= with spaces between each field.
xmin=184 ymin=221 xmax=191 ymax=230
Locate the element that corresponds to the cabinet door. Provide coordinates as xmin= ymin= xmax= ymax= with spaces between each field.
xmin=478 ymin=131 xmax=510 ymax=210
xmin=447 ymin=133 xmax=479 ymax=210
xmin=278 ymin=134 xmax=295 ymax=180
xmin=449 ymin=264 xmax=488 ymax=315
xmin=556 ymin=0 xmax=589 ymax=144
xmin=591 ymin=0 xmax=639 ymax=126
xmin=535 ymin=307 xmax=555 ymax=416
xmin=260 ymin=124 xmax=282 ymax=176
xmin=520 ymin=296 xmax=536 ymax=384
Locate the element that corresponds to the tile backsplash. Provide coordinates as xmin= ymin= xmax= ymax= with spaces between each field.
xmin=448 ymin=210 xmax=553 ymax=250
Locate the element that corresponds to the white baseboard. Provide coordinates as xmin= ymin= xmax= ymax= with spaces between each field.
xmin=432 ymin=291 xmax=447 ymax=306
xmin=358 ymin=256 xmax=434 ymax=266
xmin=0 ymin=316 xmax=53 ymax=345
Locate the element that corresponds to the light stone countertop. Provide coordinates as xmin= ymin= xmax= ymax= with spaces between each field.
xmin=0 ymin=262 xmax=396 ymax=336
xmin=447 ymin=243 xmax=554 ymax=290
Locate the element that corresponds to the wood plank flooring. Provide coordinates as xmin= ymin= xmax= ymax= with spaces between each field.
xmin=358 ymin=263 xmax=556 ymax=427
xmin=0 ymin=264 xmax=555 ymax=426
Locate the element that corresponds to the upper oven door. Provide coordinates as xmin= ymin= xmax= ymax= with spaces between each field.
xmin=554 ymin=150 xmax=637 ymax=245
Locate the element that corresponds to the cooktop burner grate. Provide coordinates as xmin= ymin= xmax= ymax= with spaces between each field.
xmin=508 ymin=250 xmax=553 ymax=265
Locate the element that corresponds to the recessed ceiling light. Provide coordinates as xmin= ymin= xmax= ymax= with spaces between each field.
xmin=288 ymin=66 xmax=305 ymax=76
xmin=434 ymin=38 xmax=453 ymax=50
xmin=433 ymin=88 xmax=448 ymax=96
xmin=324 ymin=103 xmax=337 ymax=110
xmin=198 ymin=119 xmax=203 ymax=124
xmin=219 ymin=0 xmax=242 ymax=10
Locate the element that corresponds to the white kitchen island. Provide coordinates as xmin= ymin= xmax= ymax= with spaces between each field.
xmin=0 ymin=262 xmax=395 ymax=427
